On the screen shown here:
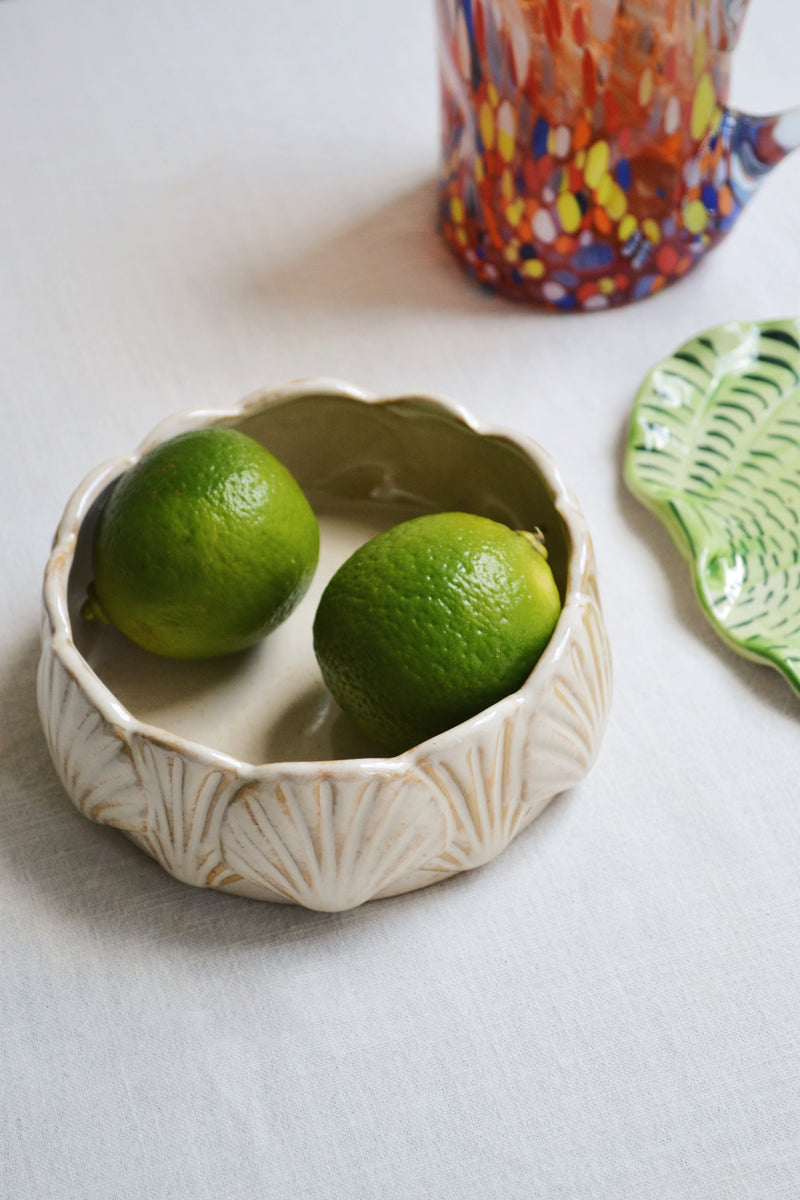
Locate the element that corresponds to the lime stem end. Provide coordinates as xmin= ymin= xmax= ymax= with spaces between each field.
xmin=516 ymin=527 xmax=549 ymax=560
xmin=81 ymin=583 xmax=111 ymax=625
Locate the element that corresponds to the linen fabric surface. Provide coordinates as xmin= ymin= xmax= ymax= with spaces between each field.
xmin=2 ymin=1 xmax=800 ymax=1197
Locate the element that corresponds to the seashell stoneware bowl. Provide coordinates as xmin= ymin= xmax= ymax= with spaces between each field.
xmin=38 ymin=380 xmax=612 ymax=911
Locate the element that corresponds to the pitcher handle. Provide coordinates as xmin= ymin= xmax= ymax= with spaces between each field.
xmin=728 ymin=104 xmax=800 ymax=175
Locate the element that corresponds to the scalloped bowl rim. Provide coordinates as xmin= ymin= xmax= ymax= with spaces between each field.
xmin=41 ymin=377 xmax=593 ymax=778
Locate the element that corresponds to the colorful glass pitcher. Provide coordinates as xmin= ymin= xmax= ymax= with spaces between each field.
xmin=436 ymin=0 xmax=800 ymax=310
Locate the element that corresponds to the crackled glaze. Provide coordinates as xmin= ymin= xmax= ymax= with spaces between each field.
xmin=39 ymin=381 xmax=612 ymax=910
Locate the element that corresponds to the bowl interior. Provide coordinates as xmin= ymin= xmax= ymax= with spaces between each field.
xmin=67 ymin=391 xmax=570 ymax=765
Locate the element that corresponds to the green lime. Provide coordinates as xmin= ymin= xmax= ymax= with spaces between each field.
xmin=312 ymin=511 xmax=562 ymax=755
xmin=84 ymin=426 xmax=319 ymax=659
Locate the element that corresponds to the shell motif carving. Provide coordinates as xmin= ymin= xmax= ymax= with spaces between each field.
xmin=416 ymin=585 xmax=611 ymax=878
xmin=37 ymin=638 xmax=242 ymax=890
xmin=124 ymin=733 xmax=242 ymax=890
xmin=38 ymin=382 xmax=613 ymax=910
xmin=37 ymin=545 xmax=610 ymax=911
xmin=37 ymin=637 xmax=146 ymax=833
xmin=219 ymin=770 xmax=451 ymax=911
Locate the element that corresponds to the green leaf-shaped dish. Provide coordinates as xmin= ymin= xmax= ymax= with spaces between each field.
xmin=624 ymin=318 xmax=800 ymax=694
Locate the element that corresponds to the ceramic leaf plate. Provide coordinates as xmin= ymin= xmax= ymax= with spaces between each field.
xmin=624 ymin=317 xmax=800 ymax=694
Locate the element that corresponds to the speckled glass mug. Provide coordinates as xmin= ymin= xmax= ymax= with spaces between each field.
xmin=435 ymin=0 xmax=800 ymax=310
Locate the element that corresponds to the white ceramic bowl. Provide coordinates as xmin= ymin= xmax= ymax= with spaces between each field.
xmin=38 ymin=380 xmax=611 ymax=911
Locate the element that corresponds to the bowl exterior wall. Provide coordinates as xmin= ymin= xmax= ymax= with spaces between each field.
xmin=38 ymin=383 xmax=612 ymax=911
xmin=38 ymin=558 xmax=610 ymax=911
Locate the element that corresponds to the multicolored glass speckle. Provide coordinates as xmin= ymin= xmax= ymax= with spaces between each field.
xmin=436 ymin=0 xmax=797 ymax=310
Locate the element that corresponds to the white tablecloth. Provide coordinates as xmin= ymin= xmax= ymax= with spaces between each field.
xmin=3 ymin=2 xmax=800 ymax=1196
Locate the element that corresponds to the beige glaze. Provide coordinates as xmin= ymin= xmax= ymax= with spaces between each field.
xmin=39 ymin=380 xmax=612 ymax=910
